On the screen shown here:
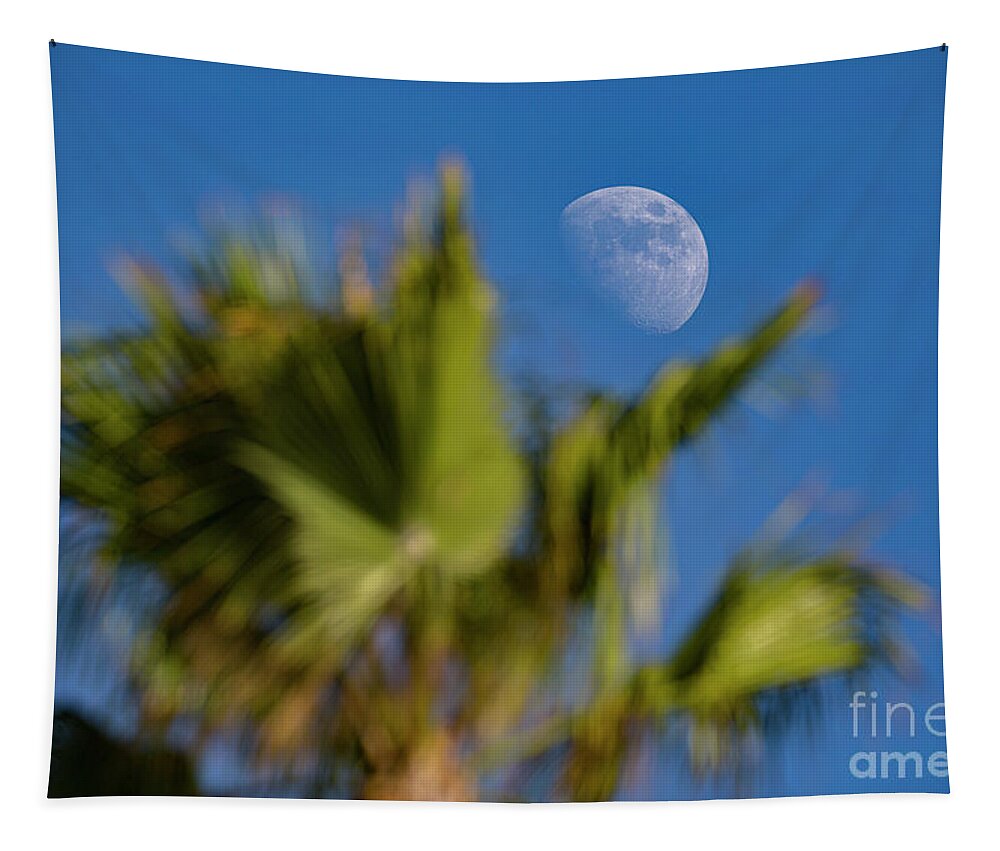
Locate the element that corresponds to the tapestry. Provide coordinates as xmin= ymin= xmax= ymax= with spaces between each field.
xmin=49 ymin=43 xmax=949 ymax=801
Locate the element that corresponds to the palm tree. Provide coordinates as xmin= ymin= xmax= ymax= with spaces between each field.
xmin=58 ymin=163 xmax=920 ymax=801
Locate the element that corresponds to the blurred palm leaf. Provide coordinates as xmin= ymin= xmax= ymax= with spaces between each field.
xmin=635 ymin=555 xmax=920 ymax=774
xmin=61 ymin=165 xmax=524 ymax=740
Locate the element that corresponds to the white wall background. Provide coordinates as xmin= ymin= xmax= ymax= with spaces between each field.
xmin=1 ymin=2 xmax=996 ymax=848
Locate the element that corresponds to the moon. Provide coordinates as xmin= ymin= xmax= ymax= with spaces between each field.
xmin=561 ymin=186 xmax=709 ymax=332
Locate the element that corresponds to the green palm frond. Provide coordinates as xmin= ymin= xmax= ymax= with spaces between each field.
xmin=543 ymin=284 xmax=822 ymax=790
xmin=549 ymin=551 xmax=920 ymax=800
xmin=544 ymin=284 xmax=819 ymax=602
xmin=634 ymin=555 xmax=921 ymax=774
xmin=59 ymin=165 xmax=525 ymax=743
xmin=608 ymin=281 xmax=819 ymax=484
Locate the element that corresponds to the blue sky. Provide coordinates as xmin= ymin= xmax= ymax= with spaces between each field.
xmin=51 ymin=43 xmax=948 ymax=797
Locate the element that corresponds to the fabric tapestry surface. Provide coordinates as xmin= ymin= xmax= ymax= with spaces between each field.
xmin=49 ymin=43 xmax=949 ymax=801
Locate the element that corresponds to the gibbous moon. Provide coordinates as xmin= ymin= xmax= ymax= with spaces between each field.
xmin=561 ymin=187 xmax=709 ymax=332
